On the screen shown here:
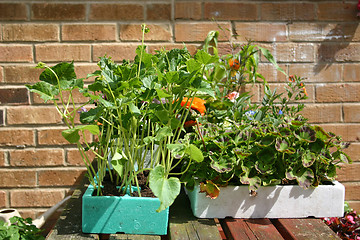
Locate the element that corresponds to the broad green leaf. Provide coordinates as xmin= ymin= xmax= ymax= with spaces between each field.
xmin=155 ymin=126 xmax=173 ymax=141
xmin=185 ymin=144 xmax=204 ymax=162
xmin=186 ymin=58 xmax=202 ymax=73
xmin=62 ymin=125 xmax=99 ymax=143
xmin=39 ymin=62 xmax=77 ymax=89
xmin=129 ymin=102 xmax=140 ymax=115
xmin=239 ymin=175 xmax=261 ymax=191
xmin=149 ymin=165 xmax=181 ymax=212
xmin=26 ymin=82 xmax=59 ymax=102
xmin=302 ymin=151 xmax=316 ymax=167
xmin=80 ymin=107 xmax=102 ymax=124
xmin=166 ymin=144 xmax=186 ymax=158
xmin=195 ymin=50 xmax=218 ymax=65
xmin=210 ymin=155 xmax=233 ymax=173
xmin=155 ymin=110 xmax=169 ymax=124
xmin=111 ymin=151 xmax=128 ymax=178
xmin=155 ymin=88 xmax=172 ymax=99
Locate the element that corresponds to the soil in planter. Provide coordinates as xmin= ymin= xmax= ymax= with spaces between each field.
xmin=93 ymin=170 xmax=156 ymax=198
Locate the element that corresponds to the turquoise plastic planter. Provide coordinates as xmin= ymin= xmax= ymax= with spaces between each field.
xmin=82 ymin=184 xmax=169 ymax=235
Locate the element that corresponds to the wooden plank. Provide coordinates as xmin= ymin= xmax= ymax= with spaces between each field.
xmin=273 ymin=218 xmax=341 ymax=240
xmin=245 ymin=219 xmax=284 ymax=240
xmin=169 ymin=189 xmax=222 ymax=240
xmin=221 ymin=218 xmax=257 ymax=240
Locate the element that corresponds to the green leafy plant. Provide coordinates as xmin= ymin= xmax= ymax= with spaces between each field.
xmin=0 ymin=216 xmax=44 ymax=240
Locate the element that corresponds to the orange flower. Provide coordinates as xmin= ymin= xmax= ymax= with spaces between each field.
xmin=96 ymin=121 xmax=103 ymax=126
xmin=180 ymin=97 xmax=206 ymax=116
xmin=289 ymin=75 xmax=295 ymax=82
xmin=229 ymin=58 xmax=240 ymax=70
xmin=303 ymin=87 xmax=308 ymax=96
xmin=184 ymin=120 xmax=197 ymax=128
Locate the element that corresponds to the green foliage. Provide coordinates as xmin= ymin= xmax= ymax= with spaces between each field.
xmin=0 ymin=216 xmax=44 ymax=240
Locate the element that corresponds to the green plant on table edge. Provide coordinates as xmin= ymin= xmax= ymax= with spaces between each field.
xmin=0 ymin=216 xmax=44 ymax=240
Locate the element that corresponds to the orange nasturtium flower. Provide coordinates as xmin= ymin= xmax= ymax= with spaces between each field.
xmin=180 ymin=97 xmax=206 ymax=116
xmin=229 ymin=58 xmax=240 ymax=70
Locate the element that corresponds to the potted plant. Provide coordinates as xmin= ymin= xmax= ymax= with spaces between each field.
xmin=179 ymin=32 xmax=351 ymax=219
xmin=25 ymin=24 xmax=210 ymax=235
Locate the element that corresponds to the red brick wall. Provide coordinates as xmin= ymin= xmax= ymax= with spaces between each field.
xmin=0 ymin=1 xmax=359 ymax=217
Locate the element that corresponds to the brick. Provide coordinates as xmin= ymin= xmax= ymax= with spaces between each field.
xmin=0 ymin=66 xmax=3 ymax=83
xmin=2 ymin=24 xmax=59 ymax=42
xmin=344 ymin=64 xmax=360 ymax=82
xmin=4 ymin=65 xmax=43 ymax=84
xmin=36 ymin=44 xmax=91 ymax=62
xmin=0 ymin=3 xmax=27 ymax=20
xmin=11 ymin=190 xmax=64 ymax=207
xmin=348 ymin=201 xmax=360 ymax=213
xmin=320 ymin=124 xmax=360 ymax=142
xmin=175 ymin=22 xmax=231 ymax=42
xmin=74 ymin=64 xmax=99 ymax=82
xmin=9 ymin=149 xmax=64 ymax=167
xmin=0 ymin=129 xmax=34 ymax=146
xmin=301 ymin=104 xmax=342 ymax=123
xmin=90 ymin=4 xmax=143 ymax=20
xmin=234 ymin=23 xmax=287 ymax=42
xmin=0 ymin=151 xmax=4 ymax=166
xmin=274 ymin=43 xmax=314 ymax=63
xmin=337 ymin=163 xmax=360 ymax=182
xmin=148 ymin=44 xmax=200 ymax=55
xmin=289 ymin=64 xmax=342 ymax=83
xmin=7 ymin=106 xmax=63 ymax=125
xmin=62 ymin=24 xmax=116 ymax=42
xmin=204 ymin=2 xmax=258 ymax=20
xmin=0 ymin=170 xmax=36 ymax=187
xmin=0 ymin=45 xmax=33 ymax=62
xmin=258 ymin=64 xmax=288 ymax=83
xmin=318 ymin=3 xmax=358 ymax=21
xmin=318 ymin=43 xmax=360 ymax=62
xmin=0 ymin=88 xmax=29 ymax=105
xmin=0 ymin=191 xmax=6 ymax=208
xmin=316 ymin=83 xmax=360 ymax=103
xmin=31 ymin=3 xmax=86 ymax=21
xmin=120 ymin=24 xmax=172 ymax=42
xmin=147 ymin=4 xmax=171 ymax=20
xmin=343 ymin=142 xmax=360 ymax=162
xmin=344 ymin=182 xmax=360 ymax=200
xmin=289 ymin=23 xmax=360 ymax=42
xmin=261 ymin=3 xmax=315 ymax=21
xmin=175 ymin=2 xmax=201 ymax=20
xmin=38 ymin=128 xmax=92 ymax=145
xmin=38 ymin=169 xmax=86 ymax=186
xmin=67 ymin=148 xmax=96 ymax=166
xmin=92 ymin=44 xmax=138 ymax=62
xmin=0 ymin=110 xmax=3 ymax=126
xmin=344 ymin=104 xmax=360 ymax=123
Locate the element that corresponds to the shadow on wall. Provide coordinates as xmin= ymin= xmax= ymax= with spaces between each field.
xmin=314 ymin=23 xmax=359 ymax=74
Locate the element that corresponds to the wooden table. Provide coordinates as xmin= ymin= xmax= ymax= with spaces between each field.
xmin=46 ymin=185 xmax=340 ymax=240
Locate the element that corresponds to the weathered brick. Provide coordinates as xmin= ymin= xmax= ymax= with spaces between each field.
xmin=257 ymin=63 xmax=288 ymax=83
xmin=234 ymin=23 xmax=287 ymax=42
xmin=316 ymin=83 xmax=360 ymax=103
xmin=74 ymin=64 xmax=99 ymax=82
xmin=148 ymin=44 xmax=200 ymax=55
xmin=348 ymin=201 xmax=360 ymax=213
xmin=343 ymin=142 xmax=360 ymax=162
xmin=344 ymin=104 xmax=360 ymax=123
xmin=31 ymin=3 xmax=86 ymax=21
xmin=62 ymin=24 xmax=116 ymax=42
xmin=120 ymin=24 xmax=172 ymax=42
xmin=0 ymin=66 xmax=3 ymax=83
xmin=9 ymin=149 xmax=64 ymax=167
xmin=175 ymin=2 xmax=201 ymax=20
xmin=147 ymin=4 xmax=171 ymax=20
xmin=35 ymin=44 xmax=91 ymax=62
xmin=301 ymin=104 xmax=342 ymax=123
xmin=275 ymin=43 xmax=315 ymax=63
xmin=289 ymin=23 xmax=360 ymax=42
xmin=0 ymin=191 xmax=6 ymax=208
xmin=38 ymin=169 xmax=86 ymax=186
xmin=320 ymin=124 xmax=360 ymax=142
xmin=90 ymin=4 xmax=143 ymax=20
xmin=2 ymin=24 xmax=59 ymax=42
xmin=4 ymin=65 xmax=42 ymax=84
xmin=0 ymin=170 xmax=36 ymax=187
xmin=318 ymin=43 xmax=360 ymax=62
xmin=0 ymin=3 xmax=27 ymax=20
xmin=0 ymin=129 xmax=34 ymax=146
xmin=204 ymin=2 xmax=258 ymax=20
xmin=92 ymin=44 xmax=138 ymax=62
xmin=38 ymin=128 xmax=92 ymax=146
xmin=0 ymin=151 xmax=4 ymax=166
xmin=11 ymin=190 xmax=64 ymax=207
xmin=175 ymin=22 xmax=231 ymax=42
xmin=0 ymin=45 xmax=33 ymax=62
xmin=261 ymin=3 xmax=316 ymax=21
xmin=7 ymin=107 xmax=63 ymax=125
xmin=67 ymin=148 xmax=96 ymax=166
xmin=318 ymin=3 xmax=358 ymax=21
xmin=344 ymin=64 xmax=360 ymax=82
xmin=344 ymin=182 xmax=360 ymax=200
xmin=337 ymin=163 xmax=360 ymax=182
xmin=289 ymin=64 xmax=342 ymax=83
xmin=0 ymin=88 xmax=29 ymax=105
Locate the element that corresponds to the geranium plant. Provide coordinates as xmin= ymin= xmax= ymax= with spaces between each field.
xmin=26 ymin=24 xmax=224 ymax=211
xmin=179 ymin=32 xmax=352 ymax=198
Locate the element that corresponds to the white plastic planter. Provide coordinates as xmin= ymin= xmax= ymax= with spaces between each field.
xmin=186 ymin=181 xmax=345 ymax=218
